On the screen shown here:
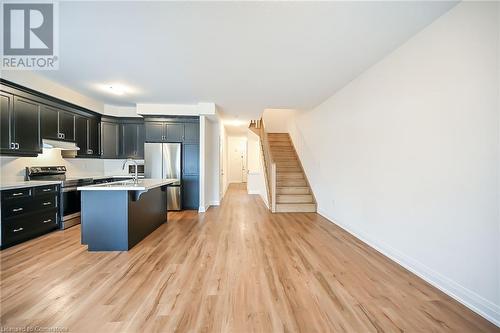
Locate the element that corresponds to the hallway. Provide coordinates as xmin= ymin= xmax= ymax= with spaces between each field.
xmin=0 ymin=184 xmax=496 ymax=332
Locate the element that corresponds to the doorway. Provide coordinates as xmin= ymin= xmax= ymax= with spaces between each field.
xmin=228 ymin=136 xmax=247 ymax=183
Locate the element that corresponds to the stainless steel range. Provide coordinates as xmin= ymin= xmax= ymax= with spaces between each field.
xmin=26 ymin=166 xmax=93 ymax=229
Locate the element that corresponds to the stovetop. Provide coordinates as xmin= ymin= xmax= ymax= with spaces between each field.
xmin=25 ymin=166 xmax=93 ymax=188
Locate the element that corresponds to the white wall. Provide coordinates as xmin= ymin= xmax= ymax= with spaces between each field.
xmin=199 ymin=116 xmax=221 ymax=212
xmin=2 ymin=71 xmax=105 ymax=113
xmin=246 ymin=130 xmax=269 ymax=207
xmin=288 ymin=2 xmax=500 ymax=325
xmin=263 ymin=108 xmax=298 ymax=133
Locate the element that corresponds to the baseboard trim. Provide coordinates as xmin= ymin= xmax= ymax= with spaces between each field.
xmin=317 ymin=209 xmax=500 ymax=328
xmin=247 ymin=190 xmax=260 ymax=195
xmin=209 ymin=200 xmax=220 ymax=206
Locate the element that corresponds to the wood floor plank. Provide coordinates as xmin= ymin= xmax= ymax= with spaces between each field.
xmin=0 ymin=183 xmax=498 ymax=332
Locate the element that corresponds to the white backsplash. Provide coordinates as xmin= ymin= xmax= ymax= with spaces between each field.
xmin=0 ymin=148 xmax=144 ymax=182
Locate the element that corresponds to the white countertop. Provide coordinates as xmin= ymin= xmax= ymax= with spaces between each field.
xmin=77 ymin=178 xmax=178 ymax=191
xmin=0 ymin=180 xmax=62 ymax=191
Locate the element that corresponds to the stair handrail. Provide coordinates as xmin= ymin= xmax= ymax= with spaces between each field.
xmin=259 ymin=118 xmax=276 ymax=212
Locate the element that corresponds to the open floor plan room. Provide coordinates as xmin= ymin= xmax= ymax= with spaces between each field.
xmin=1 ymin=185 xmax=497 ymax=332
xmin=1 ymin=1 xmax=499 ymax=331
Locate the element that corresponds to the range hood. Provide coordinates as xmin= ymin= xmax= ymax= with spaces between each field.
xmin=42 ymin=139 xmax=80 ymax=151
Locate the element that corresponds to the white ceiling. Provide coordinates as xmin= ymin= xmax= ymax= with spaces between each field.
xmin=34 ymin=1 xmax=456 ymax=120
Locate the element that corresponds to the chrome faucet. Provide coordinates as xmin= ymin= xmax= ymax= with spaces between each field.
xmin=122 ymin=158 xmax=139 ymax=183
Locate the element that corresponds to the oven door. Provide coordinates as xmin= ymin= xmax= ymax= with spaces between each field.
xmin=61 ymin=186 xmax=81 ymax=227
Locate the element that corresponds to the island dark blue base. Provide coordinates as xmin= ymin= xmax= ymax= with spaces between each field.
xmin=81 ymin=186 xmax=168 ymax=251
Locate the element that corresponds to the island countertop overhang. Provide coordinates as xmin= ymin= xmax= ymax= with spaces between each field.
xmin=77 ymin=179 xmax=178 ymax=191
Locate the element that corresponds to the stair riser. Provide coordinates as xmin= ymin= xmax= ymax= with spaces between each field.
xmin=269 ymin=142 xmax=291 ymax=147
xmin=275 ymin=204 xmax=316 ymax=213
xmin=277 ymin=173 xmax=304 ymax=179
xmin=277 ymin=180 xmax=307 ymax=187
xmin=277 ymin=195 xmax=314 ymax=203
xmin=277 ymin=168 xmax=302 ymax=173
xmin=277 ymin=188 xmax=310 ymax=195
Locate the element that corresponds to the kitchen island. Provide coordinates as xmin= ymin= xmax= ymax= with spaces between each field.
xmin=78 ymin=179 xmax=177 ymax=251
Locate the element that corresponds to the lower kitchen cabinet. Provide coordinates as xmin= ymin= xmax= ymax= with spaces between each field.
xmin=1 ymin=184 xmax=60 ymax=249
xmin=182 ymin=175 xmax=199 ymax=210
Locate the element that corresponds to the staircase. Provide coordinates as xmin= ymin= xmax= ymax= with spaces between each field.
xmin=249 ymin=119 xmax=316 ymax=213
xmin=268 ymin=133 xmax=316 ymax=212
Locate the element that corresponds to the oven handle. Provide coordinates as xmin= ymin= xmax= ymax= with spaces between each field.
xmin=62 ymin=187 xmax=79 ymax=192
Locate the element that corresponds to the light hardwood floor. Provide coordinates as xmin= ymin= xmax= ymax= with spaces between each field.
xmin=1 ymin=184 xmax=498 ymax=332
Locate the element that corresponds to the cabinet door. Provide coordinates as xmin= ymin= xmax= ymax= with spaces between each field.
xmin=136 ymin=124 xmax=145 ymax=158
xmin=0 ymin=92 xmax=13 ymax=151
xmin=182 ymin=175 xmax=199 ymax=209
xmin=184 ymin=122 xmax=199 ymax=143
xmin=13 ymin=96 xmax=40 ymax=154
xmin=145 ymin=122 xmax=164 ymax=142
xmin=88 ymin=118 xmax=99 ymax=156
xmin=59 ymin=111 xmax=75 ymax=141
xmin=75 ymin=116 xmax=88 ymax=156
xmin=166 ymin=123 xmax=184 ymax=142
xmin=40 ymin=105 xmax=59 ymax=140
xmin=101 ymin=122 xmax=119 ymax=158
xmin=121 ymin=123 xmax=137 ymax=158
xmin=182 ymin=144 xmax=199 ymax=176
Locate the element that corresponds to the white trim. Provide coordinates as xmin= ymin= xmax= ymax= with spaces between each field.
xmin=317 ymin=209 xmax=500 ymax=328
xmin=209 ymin=200 xmax=220 ymax=206
xmin=247 ymin=190 xmax=260 ymax=195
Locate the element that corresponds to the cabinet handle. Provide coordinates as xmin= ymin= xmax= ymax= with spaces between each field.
xmin=10 ymin=142 xmax=15 ymax=149
xmin=13 ymin=227 xmax=24 ymax=233
xmin=42 ymin=202 xmax=52 ymax=206
xmin=12 ymin=192 xmax=24 ymax=196
xmin=12 ymin=208 xmax=23 ymax=212
xmin=43 ymin=219 xmax=52 ymax=223
xmin=15 ymin=143 xmax=19 ymax=149
xmin=42 ymin=188 xmax=51 ymax=192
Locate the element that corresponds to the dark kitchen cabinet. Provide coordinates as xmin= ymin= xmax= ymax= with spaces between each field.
xmin=40 ymin=105 xmax=59 ymax=140
xmin=182 ymin=175 xmax=199 ymax=209
xmin=12 ymin=96 xmax=41 ymax=155
xmin=40 ymin=105 xmax=79 ymax=142
xmin=166 ymin=123 xmax=184 ymax=142
xmin=182 ymin=144 xmax=199 ymax=176
xmin=75 ymin=116 xmax=88 ymax=156
xmin=119 ymin=121 xmax=145 ymax=159
xmin=1 ymin=184 xmax=60 ymax=249
xmin=101 ymin=121 xmax=119 ymax=158
xmin=88 ymin=118 xmax=99 ymax=156
xmin=184 ymin=122 xmax=199 ymax=143
xmin=0 ymin=92 xmax=13 ymax=152
xmin=145 ymin=122 xmax=164 ymax=142
xmin=75 ymin=116 xmax=100 ymax=157
xmin=58 ymin=111 xmax=75 ymax=141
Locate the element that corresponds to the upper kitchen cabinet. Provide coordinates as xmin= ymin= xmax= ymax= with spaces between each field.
xmin=120 ymin=121 xmax=145 ymax=159
xmin=75 ymin=115 xmax=99 ymax=157
xmin=184 ymin=122 xmax=199 ymax=143
xmin=40 ymin=105 xmax=76 ymax=142
xmin=0 ymin=94 xmax=41 ymax=156
xmin=145 ymin=122 xmax=165 ymax=142
xmin=101 ymin=121 xmax=119 ymax=158
xmin=144 ymin=117 xmax=200 ymax=143
xmin=165 ymin=123 xmax=184 ymax=142
xmin=0 ymin=92 xmax=13 ymax=153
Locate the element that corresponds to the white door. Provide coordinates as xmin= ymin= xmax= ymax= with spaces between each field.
xmin=228 ymin=136 xmax=247 ymax=183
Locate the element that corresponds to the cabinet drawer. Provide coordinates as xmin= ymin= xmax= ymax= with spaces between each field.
xmin=2 ymin=210 xmax=58 ymax=247
xmin=34 ymin=185 xmax=58 ymax=196
xmin=2 ymin=194 xmax=57 ymax=218
xmin=35 ymin=196 xmax=57 ymax=210
xmin=2 ymin=187 xmax=32 ymax=200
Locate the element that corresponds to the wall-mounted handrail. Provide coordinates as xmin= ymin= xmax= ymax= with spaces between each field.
xmin=258 ymin=117 xmax=275 ymax=212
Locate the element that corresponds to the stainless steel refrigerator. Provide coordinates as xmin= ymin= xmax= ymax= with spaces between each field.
xmin=144 ymin=143 xmax=182 ymax=210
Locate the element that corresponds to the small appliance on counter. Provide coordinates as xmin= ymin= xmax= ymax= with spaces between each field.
xmin=26 ymin=166 xmax=93 ymax=229
xmin=144 ymin=143 xmax=181 ymax=210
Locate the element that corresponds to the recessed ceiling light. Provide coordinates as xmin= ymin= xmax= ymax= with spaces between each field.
xmin=97 ymin=83 xmax=131 ymax=96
